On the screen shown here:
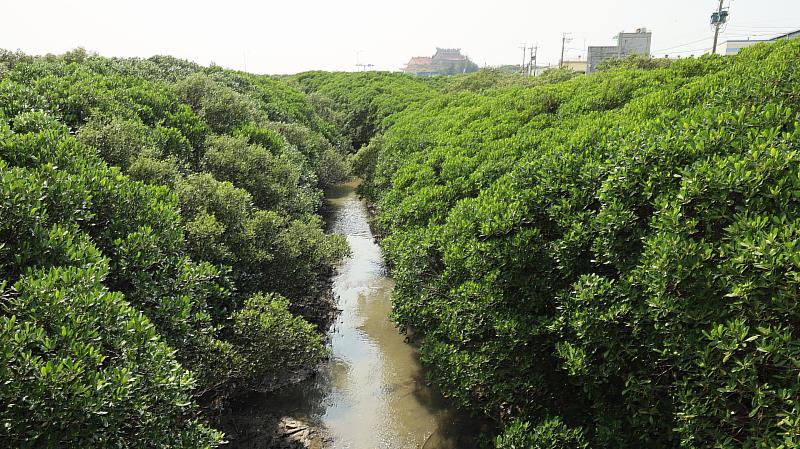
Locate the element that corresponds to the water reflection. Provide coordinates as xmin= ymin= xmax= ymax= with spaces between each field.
xmin=253 ymin=181 xmax=480 ymax=449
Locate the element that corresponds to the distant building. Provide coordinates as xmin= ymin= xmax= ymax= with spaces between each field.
xmin=402 ymin=48 xmax=479 ymax=76
xmin=713 ymin=29 xmax=800 ymax=55
xmin=587 ymin=28 xmax=652 ymax=73
xmin=404 ymin=57 xmax=436 ymax=76
xmin=561 ymin=59 xmax=587 ymax=73
xmin=714 ymin=39 xmax=764 ymax=56
xmin=774 ymin=29 xmax=800 ymax=41
xmin=587 ymin=46 xmax=618 ymax=74
xmin=617 ymin=29 xmax=653 ymax=55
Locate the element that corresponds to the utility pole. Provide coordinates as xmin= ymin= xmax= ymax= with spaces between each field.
xmin=528 ymin=45 xmax=538 ymax=76
xmin=711 ymin=0 xmax=729 ymax=54
xmin=560 ymin=33 xmax=572 ymax=68
xmin=519 ymin=43 xmax=528 ymax=74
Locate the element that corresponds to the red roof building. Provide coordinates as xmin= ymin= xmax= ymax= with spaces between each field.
xmin=404 ymin=56 xmax=434 ymax=75
xmin=402 ymin=48 xmax=477 ymax=76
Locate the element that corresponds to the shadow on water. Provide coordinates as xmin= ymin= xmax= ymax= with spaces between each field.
xmin=323 ymin=182 xmax=357 ymax=202
xmin=228 ymin=180 xmax=486 ymax=449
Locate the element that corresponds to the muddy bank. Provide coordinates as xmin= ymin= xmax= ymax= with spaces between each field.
xmin=216 ymin=407 xmax=327 ymax=449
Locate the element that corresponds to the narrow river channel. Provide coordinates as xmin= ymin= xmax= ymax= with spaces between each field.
xmin=262 ymin=181 xmax=479 ymax=449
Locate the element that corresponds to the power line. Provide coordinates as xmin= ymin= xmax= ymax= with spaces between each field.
xmin=653 ymin=36 xmax=714 ymax=53
xmin=658 ymin=47 xmax=713 ymax=58
xmin=725 ymin=32 xmax=788 ymax=38
xmin=726 ymin=24 xmax=800 ymax=30
xmin=656 ymin=30 xmax=791 ymax=58
xmin=727 ymin=27 xmax=799 ymax=32
xmin=669 ymin=47 xmax=712 ymax=54
xmin=725 ymin=28 xmax=798 ymax=36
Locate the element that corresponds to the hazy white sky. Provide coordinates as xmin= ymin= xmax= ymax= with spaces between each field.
xmin=2 ymin=0 xmax=799 ymax=74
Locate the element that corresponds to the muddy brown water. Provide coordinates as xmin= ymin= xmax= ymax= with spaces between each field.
xmin=252 ymin=181 xmax=481 ymax=449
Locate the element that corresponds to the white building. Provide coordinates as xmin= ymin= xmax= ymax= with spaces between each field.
xmin=713 ymin=28 xmax=800 ymax=55
xmin=562 ymin=60 xmax=588 ymax=73
xmin=715 ymin=39 xmax=764 ymax=55
xmin=773 ymin=29 xmax=800 ymax=41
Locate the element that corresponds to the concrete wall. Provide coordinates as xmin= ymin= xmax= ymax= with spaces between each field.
xmin=587 ymin=46 xmax=618 ymax=74
xmin=618 ymin=31 xmax=652 ymax=56
xmin=587 ymin=30 xmax=653 ymax=73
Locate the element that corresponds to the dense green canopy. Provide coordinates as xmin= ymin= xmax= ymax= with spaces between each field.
xmin=0 ymin=49 xmax=349 ymax=447
xmin=3 ymin=39 xmax=800 ymax=447
xmin=297 ymin=41 xmax=800 ymax=448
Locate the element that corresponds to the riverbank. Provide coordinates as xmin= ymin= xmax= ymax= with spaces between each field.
xmin=218 ymin=181 xmax=481 ymax=449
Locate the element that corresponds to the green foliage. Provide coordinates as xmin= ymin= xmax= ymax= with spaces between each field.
xmin=234 ymin=122 xmax=285 ymax=153
xmin=9 ymin=39 xmax=799 ymax=449
xmin=174 ymin=72 xmax=263 ymax=134
xmin=0 ymin=264 xmax=222 ymax=448
xmin=175 ymin=172 xmax=347 ymax=299
xmin=0 ymin=49 xmax=33 ymax=79
xmin=0 ymin=138 xmax=221 ymax=445
xmin=11 ymin=111 xmax=67 ymax=134
xmin=202 ymin=133 xmax=319 ymax=213
xmin=596 ymin=53 xmax=673 ymax=72
xmin=163 ymin=103 xmax=210 ymax=160
xmin=290 ymin=71 xmax=437 ymax=149
xmin=316 ymin=144 xmax=351 ymax=187
xmin=442 ymin=68 xmax=580 ymax=93
xmin=496 ymin=418 xmax=588 ymax=449
xmin=127 ymin=151 xmax=180 ymax=187
xmin=77 ymin=116 xmax=160 ymax=169
xmin=230 ymin=293 xmax=328 ymax=391
xmin=320 ymin=40 xmax=800 ymax=448
xmin=266 ymin=121 xmax=351 ymax=187
xmin=0 ymin=48 xmax=352 ymax=446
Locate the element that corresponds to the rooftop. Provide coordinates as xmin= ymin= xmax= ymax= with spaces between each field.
xmin=433 ymin=48 xmax=467 ymax=61
xmin=771 ymin=29 xmax=800 ymax=40
xmin=406 ymin=56 xmax=432 ymax=66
